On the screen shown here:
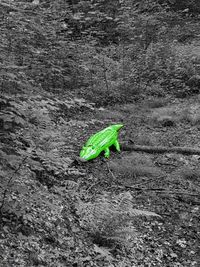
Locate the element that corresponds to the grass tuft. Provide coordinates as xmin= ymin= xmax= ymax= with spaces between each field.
xmin=177 ymin=166 xmax=200 ymax=181
xmin=77 ymin=192 xmax=160 ymax=249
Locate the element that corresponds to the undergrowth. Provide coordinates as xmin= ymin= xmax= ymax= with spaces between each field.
xmin=76 ymin=192 xmax=160 ymax=249
xmin=0 ymin=92 xmax=93 ymax=224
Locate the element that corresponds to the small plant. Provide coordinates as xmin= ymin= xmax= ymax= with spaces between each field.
xmin=145 ymin=84 xmax=166 ymax=97
xmin=178 ymin=167 xmax=200 ymax=181
xmin=179 ymin=107 xmax=192 ymax=123
xmin=179 ymin=104 xmax=200 ymax=125
xmin=150 ymin=106 xmax=178 ymax=127
xmin=77 ymin=192 xmax=160 ymax=248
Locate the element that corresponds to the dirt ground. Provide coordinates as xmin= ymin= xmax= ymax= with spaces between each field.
xmin=76 ymin=97 xmax=200 ymax=266
xmin=0 ymin=96 xmax=200 ymax=267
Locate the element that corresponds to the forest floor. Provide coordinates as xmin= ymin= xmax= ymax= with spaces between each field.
xmin=76 ymin=96 xmax=200 ymax=267
xmin=0 ymin=93 xmax=200 ymax=266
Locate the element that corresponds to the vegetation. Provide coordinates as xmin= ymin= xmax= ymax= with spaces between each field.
xmin=0 ymin=0 xmax=200 ymax=266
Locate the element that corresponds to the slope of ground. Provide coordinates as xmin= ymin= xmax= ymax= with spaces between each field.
xmin=0 ymin=93 xmax=200 ymax=266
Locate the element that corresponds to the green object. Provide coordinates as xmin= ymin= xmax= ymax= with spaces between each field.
xmin=80 ymin=124 xmax=123 ymax=161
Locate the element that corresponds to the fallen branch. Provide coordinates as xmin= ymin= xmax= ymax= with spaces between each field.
xmin=122 ymin=175 xmax=165 ymax=187
xmin=0 ymin=2 xmax=38 ymax=14
xmin=106 ymin=162 xmax=117 ymax=181
xmin=112 ymin=184 xmax=200 ymax=197
xmin=122 ymin=143 xmax=200 ymax=156
xmin=0 ymin=2 xmax=21 ymax=12
xmin=0 ymin=64 xmax=28 ymax=70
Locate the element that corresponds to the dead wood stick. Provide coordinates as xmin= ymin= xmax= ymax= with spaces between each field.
xmin=121 ymin=143 xmax=200 ymax=156
xmin=0 ymin=3 xmax=21 ymax=12
xmin=113 ymin=185 xmax=200 ymax=197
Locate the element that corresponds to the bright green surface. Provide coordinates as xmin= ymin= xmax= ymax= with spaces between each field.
xmin=80 ymin=124 xmax=123 ymax=161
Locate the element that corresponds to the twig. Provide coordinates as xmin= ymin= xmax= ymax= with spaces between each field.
xmin=106 ymin=162 xmax=117 ymax=181
xmin=86 ymin=179 xmax=102 ymax=193
xmin=0 ymin=64 xmax=28 ymax=70
xmin=0 ymin=2 xmax=20 ymax=12
xmin=102 ymin=56 xmax=109 ymax=91
xmin=120 ymin=185 xmax=200 ymax=197
xmin=125 ymin=176 xmax=165 ymax=187
xmin=0 ymin=2 xmax=38 ymax=14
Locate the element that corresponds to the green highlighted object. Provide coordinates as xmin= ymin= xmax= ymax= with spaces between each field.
xmin=80 ymin=124 xmax=123 ymax=161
